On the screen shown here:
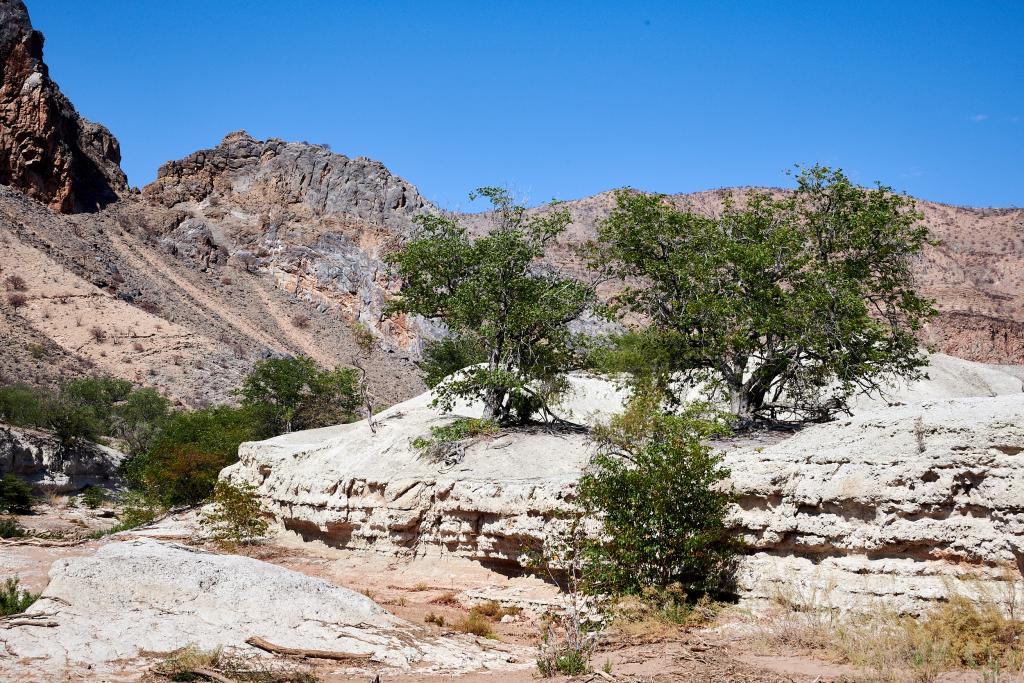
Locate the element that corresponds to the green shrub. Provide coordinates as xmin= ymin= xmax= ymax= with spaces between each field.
xmin=0 ymin=474 xmax=33 ymax=514
xmin=200 ymin=480 xmax=270 ymax=548
xmin=122 ymin=405 xmax=264 ymax=506
xmin=412 ymin=418 xmax=499 ymax=450
xmin=0 ymin=577 xmax=38 ymax=616
xmin=0 ymin=384 xmax=51 ymax=426
xmin=239 ymin=356 xmax=362 ymax=434
xmin=113 ymin=387 xmax=172 ymax=456
xmin=45 ymin=396 xmax=103 ymax=445
xmin=80 ymin=486 xmax=107 ymax=509
xmin=61 ymin=377 xmax=133 ymax=433
xmin=0 ymin=518 xmax=26 ymax=538
xmin=577 ymin=399 xmax=741 ymax=598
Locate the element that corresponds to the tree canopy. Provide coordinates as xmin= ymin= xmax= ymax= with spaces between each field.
xmin=386 ymin=187 xmax=594 ymax=423
xmin=591 ymin=165 xmax=936 ymax=422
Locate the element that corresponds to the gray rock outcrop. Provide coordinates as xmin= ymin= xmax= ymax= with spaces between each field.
xmin=0 ymin=0 xmax=126 ymax=212
xmin=0 ymin=539 xmax=523 ymax=680
xmin=0 ymin=423 xmax=124 ymax=492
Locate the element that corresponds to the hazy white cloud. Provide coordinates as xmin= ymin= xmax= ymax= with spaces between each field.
xmin=969 ymin=114 xmax=990 ymax=122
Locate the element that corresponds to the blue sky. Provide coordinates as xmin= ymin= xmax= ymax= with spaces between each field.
xmin=29 ymin=1 xmax=1023 ymax=209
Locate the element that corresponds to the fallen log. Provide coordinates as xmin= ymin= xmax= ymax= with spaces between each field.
xmin=244 ymin=636 xmax=374 ymax=662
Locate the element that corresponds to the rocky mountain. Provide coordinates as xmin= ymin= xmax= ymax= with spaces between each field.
xmin=0 ymin=0 xmax=126 ymax=213
xmin=0 ymin=0 xmax=1021 ymax=409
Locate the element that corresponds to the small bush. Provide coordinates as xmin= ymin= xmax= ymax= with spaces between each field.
xmin=0 ymin=577 xmax=38 ymax=616
xmin=89 ymin=326 xmax=107 ymax=343
xmin=27 ymin=343 xmax=46 ymax=360
xmin=424 ymin=612 xmax=446 ymax=626
xmin=7 ymin=292 xmax=27 ymax=309
xmin=431 ymin=591 xmax=460 ymax=607
xmin=412 ymin=418 xmax=499 ymax=455
xmin=291 ymin=313 xmax=311 ymax=329
xmin=4 ymin=274 xmax=27 ymax=291
xmin=81 ymin=486 xmax=107 ymax=509
xmin=578 ymin=399 xmax=740 ymax=598
xmin=200 ymin=480 xmax=269 ymax=548
xmin=470 ymin=600 xmax=521 ymax=621
xmin=0 ymin=518 xmax=26 ymax=538
xmin=0 ymin=474 xmax=34 ymax=514
xmin=351 ymin=322 xmax=375 ymax=352
xmin=453 ymin=611 xmax=496 ymax=639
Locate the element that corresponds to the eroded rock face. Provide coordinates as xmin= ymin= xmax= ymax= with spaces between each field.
xmin=0 ymin=423 xmax=124 ymax=492
xmin=0 ymin=539 xmax=523 ymax=680
xmin=225 ymin=361 xmax=1024 ymax=612
xmin=140 ymin=130 xmax=433 ymax=349
xmin=0 ymin=0 xmax=126 ymax=213
xmin=727 ymin=394 xmax=1024 ymax=613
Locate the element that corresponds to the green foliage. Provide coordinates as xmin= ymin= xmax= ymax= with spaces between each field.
xmin=0 ymin=518 xmax=26 ymax=538
xmin=0 ymin=384 xmax=50 ymax=426
xmin=411 ymin=417 xmax=499 ymax=461
xmin=386 ymin=187 xmax=594 ymax=423
xmin=418 ymin=336 xmax=486 ymax=389
xmin=239 ymin=356 xmax=362 ymax=435
xmin=0 ymin=577 xmax=37 ymax=616
xmin=577 ymin=397 xmax=741 ymax=598
xmin=62 ymin=377 xmax=133 ymax=432
xmin=591 ymin=165 xmax=937 ymax=422
xmin=0 ymin=378 xmax=169 ymax=448
xmin=80 ymin=486 xmax=107 ymax=509
xmin=201 ymin=480 xmax=270 ymax=548
xmin=123 ymin=405 xmax=263 ymax=507
xmin=0 ymin=474 xmax=33 ymax=514
xmin=113 ymin=388 xmax=172 ymax=457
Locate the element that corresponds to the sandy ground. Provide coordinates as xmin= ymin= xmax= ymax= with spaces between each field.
xmin=6 ymin=503 xmax=1021 ymax=682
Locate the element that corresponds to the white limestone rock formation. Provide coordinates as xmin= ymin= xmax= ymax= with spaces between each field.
xmin=0 ymin=423 xmax=124 ymax=492
xmin=225 ymin=359 xmax=1024 ymax=612
xmin=726 ymin=393 xmax=1024 ymax=613
xmin=0 ymin=539 xmax=523 ymax=680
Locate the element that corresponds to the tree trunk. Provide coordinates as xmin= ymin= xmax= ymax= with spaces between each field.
xmin=483 ymin=387 xmax=508 ymax=422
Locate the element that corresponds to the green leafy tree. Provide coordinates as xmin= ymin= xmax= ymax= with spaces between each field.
xmin=577 ymin=395 xmax=740 ymax=597
xmin=386 ymin=187 xmax=594 ymax=423
xmin=113 ymin=388 xmax=172 ymax=456
xmin=592 ymin=165 xmax=936 ymax=422
xmin=61 ymin=377 xmax=133 ymax=433
xmin=122 ymin=405 xmax=264 ymax=506
xmin=239 ymin=356 xmax=361 ymax=434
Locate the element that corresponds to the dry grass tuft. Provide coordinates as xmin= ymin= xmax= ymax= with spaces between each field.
xmin=153 ymin=644 xmax=320 ymax=682
xmin=453 ymin=611 xmax=497 ymax=639
xmin=431 ymin=590 xmax=460 ymax=607
xmin=755 ymin=578 xmax=1024 ymax=682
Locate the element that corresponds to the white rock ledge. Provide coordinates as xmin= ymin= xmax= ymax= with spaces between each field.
xmin=225 ymin=366 xmax=1024 ymax=613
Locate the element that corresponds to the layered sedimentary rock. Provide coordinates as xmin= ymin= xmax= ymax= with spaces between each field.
xmin=727 ymin=394 xmax=1024 ymax=613
xmin=0 ymin=539 xmax=522 ymax=680
xmin=0 ymin=0 xmax=126 ymax=212
xmin=225 ymin=358 xmax=1024 ymax=612
xmin=0 ymin=422 xmax=124 ymax=492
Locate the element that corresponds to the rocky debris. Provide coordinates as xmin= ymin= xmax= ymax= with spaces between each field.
xmin=0 ymin=0 xmax=126 ymax=213
xmin=0 ymin=539 xmax=524 ymax=680
xmin=0 ymin=422 xmax=124 ymax=493
xmin=726 ymin=393 xmax=1024 ymax=614
xmin=225 ymin=359 xmax=1024 ymax=613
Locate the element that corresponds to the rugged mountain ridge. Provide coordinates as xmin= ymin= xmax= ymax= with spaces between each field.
xmin=0 ymin=0 xmax=126 ymax=213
